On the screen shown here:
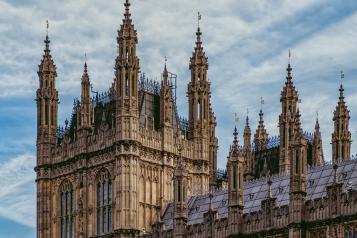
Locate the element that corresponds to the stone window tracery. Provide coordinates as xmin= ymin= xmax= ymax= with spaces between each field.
xmin=96 ymin=169 xmax=112 ymax=235
xmin=59 ymin=180 xmax=74 ymax=238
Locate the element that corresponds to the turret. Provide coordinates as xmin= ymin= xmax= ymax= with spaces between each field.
xmin=332 ymin=73 xmax=351 ymax=163
xmin=160 ymin=61 xmax=173 ymax=128
xmin=115 ymin=0 xmax=140 ymax=140
xmin=188 ymin=24 xmax=210 ymax=139
xmin=227 ymin=127 xmax=244 ymax=235
xmin=288 ymin=109 xmax=307 ymax=237
xmin=243 ymin=114 xmax=253 ymax=180
xmin=77 ymin=57 xmax=92 ymax=131
xmin=36 ymin=21 xmax=58 ymax=238
xmin=312 ymin=115 xmax=324 ymax=166
xmin=187 ymin=16 xmax=215 ymax=193
xmin=279 ymin=51 xmax=299 ymax=174
xmin=36 ymin=21 xmax=58 ymax=166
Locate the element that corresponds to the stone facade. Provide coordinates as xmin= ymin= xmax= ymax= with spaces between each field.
xmin=35 ymin=1 xmax=218 ymax=237
xmin=35 ymin=1 xmax=357 ymax=238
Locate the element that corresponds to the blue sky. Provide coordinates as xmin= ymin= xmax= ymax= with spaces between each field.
xmin=1 ymin=0 xmax=357 ymax=236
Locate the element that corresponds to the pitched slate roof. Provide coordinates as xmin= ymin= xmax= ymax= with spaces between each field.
xmin=161 ymin=158 xmax=357 ymax=230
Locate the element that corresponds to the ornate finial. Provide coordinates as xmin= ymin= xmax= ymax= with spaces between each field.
xmin=164 ymin=56 xmax=167 ymax=66
xmin=316 ymin=110 xmax=319 ymax=122
xmin=260 ymin=97 xmax=264 ymax=111
xmin=286 ymin=51 xmax=293 ymax=81
xmin=46 ymin=20 xmax=49 ymax=37
xmin=44 ymin=20 xmax=50 ymax=53
xmin=339 ymin=71 xmax=345 ymax=99
xmin=198 ymin=12 xmax=202 ymax=28
xmin=246 ymin=108 xmax=249 ymax=125
xmin=84 ymin=52 xmax=87 ymax=72
xmin=233 ymin=126 xmax=238 ymax=145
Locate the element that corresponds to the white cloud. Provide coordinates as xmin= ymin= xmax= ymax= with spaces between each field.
xmin=0 ymin=0 xmax=356 ymax=171
xmin=0 ymin=154 xmax=36 ymax=228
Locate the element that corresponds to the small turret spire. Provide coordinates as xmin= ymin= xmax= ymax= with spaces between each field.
xmin=315 ymin=111 xmax=320 ymax=131
xmin=84 ymin=52 xmax=88 ymax=73
xmin=163 ymin=56 xmax=168 ymax=85
xmin=339 ymin=71 xmax=345 ymax=100
xmin=245 ymin=108 xmax=249 ymax=126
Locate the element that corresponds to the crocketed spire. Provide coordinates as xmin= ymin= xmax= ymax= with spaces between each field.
xmin=189 ymin=26 xmax=208 ymax=72
xmin=254 ymin=109 xmax=269 ymax=150
xmin=312 ymin=113 xmax=324 ymax=166
xmin=117 ymin=0 xmax=137 ymax=43
xmin=231 ymin=126 xmax=241 ymax=157
xmin=38 ymin=23 xmax=56 ymax=77
xmin=332 ymin=72 xmax=351 ymax=163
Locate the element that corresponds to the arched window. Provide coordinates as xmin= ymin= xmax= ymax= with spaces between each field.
xmin=45 ymin=101 xmax=49 ymax=126
xmin=131 ymin=75 xmax=135 ymax=97
xmin=296 ymin=152 xmax=299 ymax=174
xmin=125 ymin=71 xmax=129 ymax=96
xmin=233 ymin=167 xmax=237 ymax=189
xmin=59 ymin=180 xmax=74 ymax=238
xmin=197 ymin=98 xmax=201 ymax=119
xmin=96 ymin=169 xmax=112 ymax=235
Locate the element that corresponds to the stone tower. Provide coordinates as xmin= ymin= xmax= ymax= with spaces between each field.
xmin=288 ymin=110 xmax=307 ymax=238
xmin=115 ymin=0 xmax=140 ymax=140
xmin=172 ymin=149 xmax=188 ymax=238
xmin=243 ymin=115 xmax=254 ymax=180
xmin=114 ymin=0 xmax=140 ymax=233
xmin=279 ymin=60 xmax=299 ymax=174
xmin=36 ymin=24 xmax=59 ymax=238
xmin=187 ymin=25 xmax=215 ymax=192
xmin=227 ymin=127 xmax=244 ymax=236
xmin=332 ymin=76 xmax=351 ymax=163
xmin=312 ymin=116 xmax=324 ymax=166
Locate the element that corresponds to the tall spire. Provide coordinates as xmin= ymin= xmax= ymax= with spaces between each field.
xmin=279 ymin=49 xmax=299 ymax=174
xmin=189 ymin=12 xmax=208 ymax=73
xmin=163 ymin=56 xmax=168 ymax=85
xmin=312 ymin=111 xmax=324 ymax=166
xmin=160 ymin=58 xmax=173 ymax=127
xmin=39 ymin=20 xmax=56 ymax=76
xmin=332 ymin=71 xmax=351 ymax=163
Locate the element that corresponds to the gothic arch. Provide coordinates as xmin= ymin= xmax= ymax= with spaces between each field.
xmin=95 ymin=168 xmax=113 ymax=236
xmin=58 ymin=179 xmax=74 ymax=238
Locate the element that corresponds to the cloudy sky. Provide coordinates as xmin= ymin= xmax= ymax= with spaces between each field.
xmin=1 ymin=0 xmax=357 ymax=236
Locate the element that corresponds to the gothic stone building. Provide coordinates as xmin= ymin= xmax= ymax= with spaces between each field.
xmin=35 ymin=1 xmax=357 ymax=238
